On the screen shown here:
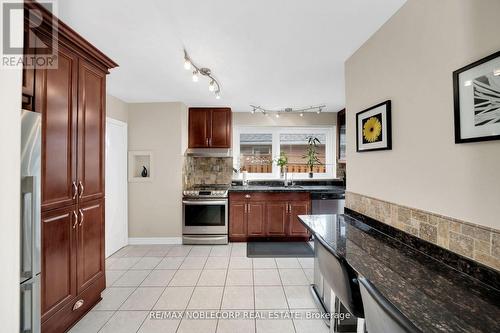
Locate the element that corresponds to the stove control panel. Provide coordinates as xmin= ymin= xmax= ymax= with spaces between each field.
xmin=183 ymin=190 xmax=228 ymax=197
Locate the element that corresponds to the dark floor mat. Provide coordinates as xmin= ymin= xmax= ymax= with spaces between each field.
xmin=247 ymin=242 xmax=313 ymax=258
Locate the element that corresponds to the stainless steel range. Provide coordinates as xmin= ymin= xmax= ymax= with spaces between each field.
xmin=182 ymin=185 xmax=229 ymax=244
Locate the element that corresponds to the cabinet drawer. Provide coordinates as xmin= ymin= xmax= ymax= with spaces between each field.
xmin=42 ymin=275 xmax=104 ymax=333
xmin=230 ymin=192 xmax=310 ymax=202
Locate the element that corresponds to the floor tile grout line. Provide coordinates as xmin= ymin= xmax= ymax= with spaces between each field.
xmin=95 ymin=309 xmax=117 ymax=333
xmin=276 ymin=257 xmax=299 ymax=333
xmin=99 ymin=246 xmax=313 ymax=333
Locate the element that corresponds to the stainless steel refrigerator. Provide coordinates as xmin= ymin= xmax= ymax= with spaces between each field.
xmin=20 ymin=110 xmax=41 ymax=333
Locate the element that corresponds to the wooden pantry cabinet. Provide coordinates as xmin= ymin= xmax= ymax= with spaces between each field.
xmin=229 ymin=192 xmax=311 ymax=241
xmin=24 ymin=2 xmax=117 ymax=332
xmin=188 ymin=107 xmax=232 ymax=148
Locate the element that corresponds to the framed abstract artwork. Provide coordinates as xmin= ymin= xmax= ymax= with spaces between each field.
xmin=453 ymin=50 xmax=500 ymax=143
xmin=356 ymin=100 xmax=392 ymax=152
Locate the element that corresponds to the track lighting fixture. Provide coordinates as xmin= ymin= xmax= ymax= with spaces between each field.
xmin=249 ymin=105 xmax=327 ymax=118
xmin=184 ymin=49 xmax=222 ymax=99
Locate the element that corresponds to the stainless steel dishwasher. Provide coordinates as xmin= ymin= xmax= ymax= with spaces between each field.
xmin=311 ymin=192 xmax=345 ymax=215
xmin=311 ymin=191 xmax=345 ymax=316
xmin=310 ymin=192 xmax=346 ymax=329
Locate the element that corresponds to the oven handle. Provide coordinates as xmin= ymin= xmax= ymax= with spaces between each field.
xmin=183 ymin=200 xmax=228 ymax=206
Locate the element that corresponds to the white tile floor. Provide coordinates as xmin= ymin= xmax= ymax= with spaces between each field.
xmin=70 ymin=243 xmax=328 ymax=333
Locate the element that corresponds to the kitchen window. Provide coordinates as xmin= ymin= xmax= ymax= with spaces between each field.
xmin=233 ymin=126 xmax=335 ymax=179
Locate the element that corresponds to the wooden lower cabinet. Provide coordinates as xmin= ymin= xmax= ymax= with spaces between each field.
xmin=266 ymin=202 xmax=288 ymax=236
xmin=77 ymin=200 xmax=105 ymax=293
xmin=229 ymin=202 xmax=247 ymax=240
xmin=247 ymin=202 xmax=265 ymax=236
xmin=229 ymin=192 xmax=310 ymax=241
xmin=41 ymin=199 xmax=105 ymax=333
xmin=288 ymin=201 xmax=310 ymax=237
xmin=41 ymin=275 xmax=104 ymax=333
xmin=41 ymin=206 xmax=78 ymax=322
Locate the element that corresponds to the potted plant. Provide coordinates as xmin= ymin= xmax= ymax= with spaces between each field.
xmin=275 ymin=151 xmax=288 ymax=178
xmin=303 ymin=136 xmax=321 ymax=178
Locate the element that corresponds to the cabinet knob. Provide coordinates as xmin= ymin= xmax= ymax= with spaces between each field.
xmin=245 ymin=194 xmax=251 ymax=199
xmin=72 ymin=299 xmax=84 ymax=311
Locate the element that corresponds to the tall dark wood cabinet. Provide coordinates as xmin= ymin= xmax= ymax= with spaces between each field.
xmin=188 ymin=107 xmax=232 ymax=148
xmin=25 ymin=2 xmax=117 ymax=332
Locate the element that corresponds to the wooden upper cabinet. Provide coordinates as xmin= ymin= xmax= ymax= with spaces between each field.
xmin=41 ymin=205 xmax=77 ymax=322
xmin=188 ymin=108 xmax=232 ymax=148
xmin=77 ymin=60 xmax=106 ymax=203
xmin=39 ymin=44 xmax=78 ymax=211
xmin=77 ymin=199 xmax=104 ymax=293
xmin=266 ymin=202 xmax=288 ymax=236
xmin=210 ymin=108 xmax=232 ymax=148
xmin=22 ymin=26 xmax=35 ymax=111
xmin=288 ymin=201 xmax=310 ymax=237
xmin=188 ymin=108 xmax=211 ymax=148
xmin=247 ymin=202 xmax=265 ymax=236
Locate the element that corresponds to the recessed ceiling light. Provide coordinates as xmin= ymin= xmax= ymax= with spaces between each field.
xmin=275 ymin=114 xmax=280 ymax=118
xmin=300 ymin=113 xmax=304 ymax=117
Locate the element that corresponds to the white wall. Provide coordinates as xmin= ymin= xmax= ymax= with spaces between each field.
xmin=345 ymin=0 xmax=500 ymax=230
xmin=127 ymin=102 xmax=187 ymax=238
xmin=233 ymin=112 xmax=336 ymax=127
xmin=0 ymin=46 xmax=22 ymax=333
xmin=106 ymin=94 xmax=128 ymax=123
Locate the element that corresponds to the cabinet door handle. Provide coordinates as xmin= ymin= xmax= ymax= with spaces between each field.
xmin=78 ymin=181 xmax=84 ymax=198
xmin=72 ymin=299 xmax=84 ymax=311
xmin=209 ymin=137 xmax=212 ymax=146
xmin=72 ymin=182 xmax=78 ymax=199
xmin=244 ymin=203 xmax=247 ymax=214
xmin=248 ymin=204 xmax=251 ymax=214
xmin=79 ymin=209 xmax=84 ymax=227
xmin=72 ymin=211 xmax=78 ymax=229
xmin=206 ymin=138 xmax=209 ymax=146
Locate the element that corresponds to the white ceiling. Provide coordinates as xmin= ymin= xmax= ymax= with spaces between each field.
xmin=57 ymin=0 xmax=406 ymax=112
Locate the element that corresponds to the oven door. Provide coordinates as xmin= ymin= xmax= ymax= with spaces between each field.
xmin=182 ymin=199 xmax=228 ymax=235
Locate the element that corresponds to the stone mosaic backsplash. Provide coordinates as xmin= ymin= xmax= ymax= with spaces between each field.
xmin=183 ymin=156 xmax=233 ymax=189
xmin=346 ymin=191 xmax=500 ymax=271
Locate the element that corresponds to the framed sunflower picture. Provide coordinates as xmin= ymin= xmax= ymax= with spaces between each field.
xmin=356 ymin=100 xmax=392 ymax=152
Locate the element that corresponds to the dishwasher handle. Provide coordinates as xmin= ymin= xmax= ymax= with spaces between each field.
xmin=310 ymin=192 xmax=345 ymax=200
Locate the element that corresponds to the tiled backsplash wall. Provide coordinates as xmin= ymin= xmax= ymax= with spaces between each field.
xmin=346 ymin=192 xmax=500 ymax=271
xmin=183 ymin=157 xmax=233 ymax=189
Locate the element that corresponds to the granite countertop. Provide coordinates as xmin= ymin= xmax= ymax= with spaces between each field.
xmin=229 ymin=185 xmax=346 ymax=194
xmin=298 ymin=214 xmax=500 ymax=333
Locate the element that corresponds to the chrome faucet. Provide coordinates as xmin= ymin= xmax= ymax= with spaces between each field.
xmin=283 ymin=169 xmax=289 ymax=187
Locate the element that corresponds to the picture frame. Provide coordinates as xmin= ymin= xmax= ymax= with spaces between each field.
xmin=453 ymin=50 xmax=500 ymax=143
xmin=356 ymin=100 xmax=392 ymax=152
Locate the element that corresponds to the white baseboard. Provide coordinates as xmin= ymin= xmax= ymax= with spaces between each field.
xmin=128 ymin=237 xmax=182 ymax=245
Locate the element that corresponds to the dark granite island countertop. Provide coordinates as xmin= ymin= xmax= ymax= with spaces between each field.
xmin=298 ymin=214 xmax=500 ymax=333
